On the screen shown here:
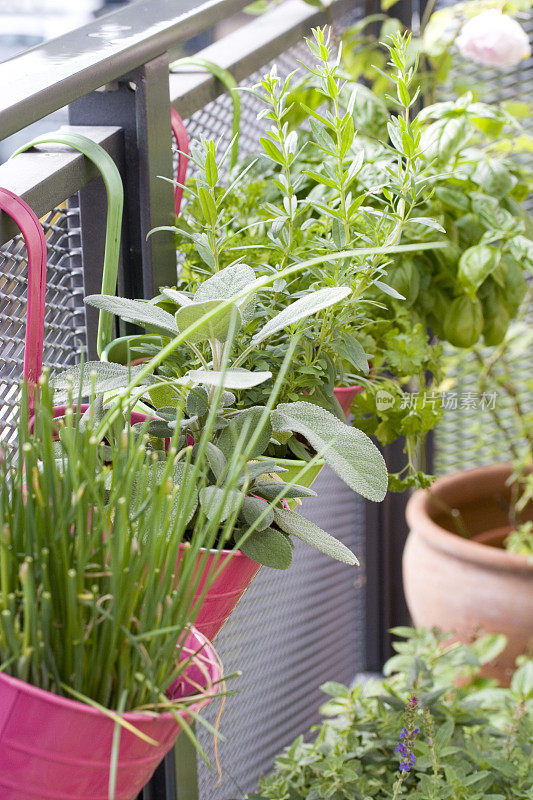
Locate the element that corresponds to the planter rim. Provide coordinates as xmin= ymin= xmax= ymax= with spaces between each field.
xmin=0 ymin=625 xmax=220 ymax=723
xmin=101 ymin=333 xmax=164 ymax=363
xmin=180 ymin=541 xmax=254 ymax=558
xmin=333 ymin=384 xmax=363 ymax=393
xmin=256 ymin=454 xmax=326 ymax=467
xmin=406 ymin=462 xmax=533 ymax=574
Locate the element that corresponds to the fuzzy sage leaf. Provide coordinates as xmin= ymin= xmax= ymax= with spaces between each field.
xmin=273 ymin=506 xmax=358 ymax=565
xmin=271 ymin=401 xmax=387 ymax=501
xmin=251 ymin=287 xmax=351 ymax=345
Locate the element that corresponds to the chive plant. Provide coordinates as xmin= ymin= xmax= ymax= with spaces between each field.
xmin=0 ymin=372 xmax=270 ymax=716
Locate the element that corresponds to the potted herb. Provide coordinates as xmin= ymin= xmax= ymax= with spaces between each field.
xmin=157 ymin=30 xmax=440 ymax=434
xmin=333 ymin=13 xmax=533 ymax=488
xmin=158 ymin=27 xmax=533 ymax=489
xmin=263 ymin=28 xmax=533 ymax=488
xmin=405 ymin=311 xmax=533 ymax=685
xmin=86 ymin=263 xmax=387 ymax=490
xmin=237 ymin=627 xmax=533 ymax=800
xmin=0 ymin=378 xmax=229 ymax=800
xmin=53 ymin=290 xmax=387 ymax=639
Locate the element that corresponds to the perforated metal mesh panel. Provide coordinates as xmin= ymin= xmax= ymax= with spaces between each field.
xmin=433 ymin=341 xmax=533 ymax=475
xmin=197 ymin=467 xmax=367 ymax=799
xmin=177 ymin=17 xmax=369 ymax=799
xmin=433 ymin=8 xmax=533 ymax=476
xmin=0 ymin=203 xmax=86 ymax=447
xmin=183 ymin=39 xmax=312 ymax=158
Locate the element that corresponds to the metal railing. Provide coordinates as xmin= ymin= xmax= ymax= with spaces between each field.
xmin=0 ymin=0 xmax=413 ymax=797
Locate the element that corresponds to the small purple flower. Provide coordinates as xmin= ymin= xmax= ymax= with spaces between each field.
xmin=394 ymin=695 xmax=420 ymax=775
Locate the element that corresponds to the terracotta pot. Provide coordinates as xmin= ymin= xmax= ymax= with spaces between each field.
xmin=404 ymin=463 xmax=533 ymax=684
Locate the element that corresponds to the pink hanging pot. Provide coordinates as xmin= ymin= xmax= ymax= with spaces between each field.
xmin=333 ymin=385 xmax=363 ymax=418
xmin=333 ymin=361 xmax=374 ymax=418
xmin=0 ymin=189 xmax=47 ymax=417
xmin=1 ymin=141 xmax=151 ymax=434
xmin=0 ymin=188 xmax=223 ymax=797
xmin=0 ymin=627 xmax=220 ymax=800
xmin=171 ymin=108 xmax=190 ymax=217
xmin=178 ymin=544 xmax=261 ymax=641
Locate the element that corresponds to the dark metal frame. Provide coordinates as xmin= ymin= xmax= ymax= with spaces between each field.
xmin=169 ymin=0 xmax=353 ymax=115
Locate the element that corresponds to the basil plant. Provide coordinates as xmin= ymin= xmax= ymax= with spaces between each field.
xmin=53 ymin=265 xmax=388 ymax=569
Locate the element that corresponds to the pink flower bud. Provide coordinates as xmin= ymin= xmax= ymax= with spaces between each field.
xmin=457 ymin=10 xmax=531 ymax=68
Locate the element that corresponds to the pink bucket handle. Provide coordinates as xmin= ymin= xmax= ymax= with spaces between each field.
xmin=0 ymin=189 xmax=47 ymax=414
xmin=171 ymin=108 xmax=189 ymax=217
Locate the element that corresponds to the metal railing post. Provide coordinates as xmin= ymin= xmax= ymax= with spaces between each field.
xmin=69 ymin=54 xmax=176 ymax=315
xmin=364 ymin=440 xmax=412 ymax=671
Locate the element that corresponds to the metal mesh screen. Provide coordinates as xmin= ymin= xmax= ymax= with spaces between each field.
xmin=433 ymin=9 xmax=533 ymax=476
xmin=0 ymin=203 xmax=87 ymax=447
xmin=433 ymin=341 xmax=532 ymax=475
xmin=176 ymin=16 xmax=369 ymax=799
xmin=197 ymin=467 xmax=367 ymax=799
xmin=183 ymin=39 xmax=313 ymax=156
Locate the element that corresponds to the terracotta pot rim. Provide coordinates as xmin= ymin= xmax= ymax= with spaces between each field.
xmin=406 ymin=462 xmax=533 ymax=574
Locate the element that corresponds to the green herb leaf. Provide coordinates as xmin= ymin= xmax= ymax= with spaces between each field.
xmin=273 ymin=506 xmax=358 ymax=565
xmin=85 ymin=295 xmax=178 ymax=338
xmin=271 ymin=402 xmax=387 ymax=501
xmin=239 ymin=528 xmax=293 ymax=569
xmin=187 ymin=369 xmax=272 ymax=390
xmin=458 ymin=245 xmax=501 ymax=297
xmin=176 ymin=301 xmax=242 ymax=343
xmin=53 ymin=362 xmax=151 ymax=402
xmin=254 ymin=481 xmax=317 ymax=499
xmin=240 ymin=496 xmax=274 ymax=530
xmin=252 ymin=287 xmax=351 ymax=345
xmin=199 ymin=485 xmax=243 ymax=521
xmin=217 ymin=406 xmax=273 ymax=459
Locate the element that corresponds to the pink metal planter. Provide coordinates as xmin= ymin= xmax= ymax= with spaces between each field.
xmin=180 ymin=544 xmax=261 ymax=641
xmin=333 ymin=385 xmax=363 ymax=418
xmin=0 ymin=628 xmax=220 ymax=800
xmin=0 ymin=189 xmax=47 ymax=416
xmin=0 ymin=192 xmax=150 ymax=435
xmin=171 ymin=108 xmax=190 ymax=217
xmin=1 ymin=188 xmax=219 ymax=795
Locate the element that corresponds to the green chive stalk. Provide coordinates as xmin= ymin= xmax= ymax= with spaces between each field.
xmin=0 ymin=365 xmax=287 ymax=716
